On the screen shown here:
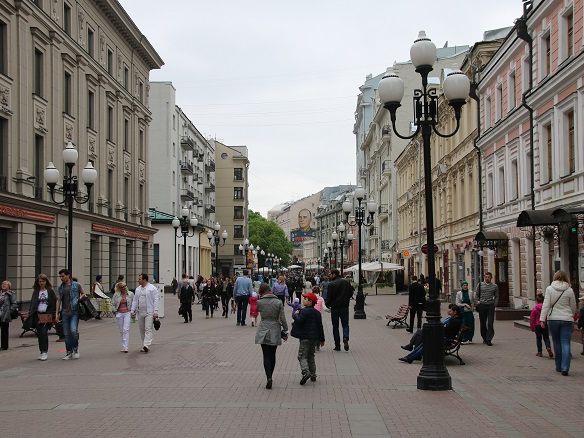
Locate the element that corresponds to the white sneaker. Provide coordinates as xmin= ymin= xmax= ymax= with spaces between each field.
xmin=40 ymin=353 xmax=48 ymax=361
xmin=62 ymin=353 xmax=71 ymax=360
xmin=72 ymin=351 xmax=80 ymax=360
xmin=38 ymin=353 xmax=43 ymax=360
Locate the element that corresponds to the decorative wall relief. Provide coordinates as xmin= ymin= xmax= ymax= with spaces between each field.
xmin=0 ymin=86 xmax=11 ymax=115
xmin=88 ymin=136 xmax=97 ymax=158
xmin=123 ymin=153 xmax=131 ymax=175
xmin=35 ymin=107 xmax=46 ymax=129
xmin=78 ymin=10 xmax=85 ymax=43
xmin=64 ymin=123 xmax=73 ymax=141
xmin=107 ymin=144 xmax=115 ymax=166
xmin=139 ymin=162 xmax=145 ymax=182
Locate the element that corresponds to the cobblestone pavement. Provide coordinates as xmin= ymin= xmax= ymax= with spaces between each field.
xmin=0 ymin=294 xmax=582 ymax=437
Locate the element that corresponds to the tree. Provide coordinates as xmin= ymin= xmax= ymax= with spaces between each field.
xmin=248 ymin=210 xmax=293 ymax=266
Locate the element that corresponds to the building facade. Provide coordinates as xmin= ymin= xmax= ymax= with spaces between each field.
xmin=0 ymin=0 xmax=163 ymax=300
xmin=212 ymin=140 xmax=249 ymax=276
xmin=148 ymin=82 xmax=215 ymax=283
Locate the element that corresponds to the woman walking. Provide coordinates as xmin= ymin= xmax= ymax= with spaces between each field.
xmin=112 ymin=282 xmax=134 ymax=352
xmin=540 ymin=271 xmax=577 ymax=376
xmin=0 ymin=280 xmax=18 ymax=350
xmin=202 ymin=278 xmax=218 ymax=318
xmin=255 ymin=283 xmax=288 ymax=389
xmin=29 ymin=274 xmax=57 ymax=360
xmin=455 ymin=281 xmax=475 ymax=343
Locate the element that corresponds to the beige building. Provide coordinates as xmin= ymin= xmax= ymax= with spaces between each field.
xmin=212 ymin=140 xmax=249 ymax=275
xmin=0 ymin=0 xmax=163 ymax=300
xmin=395 ymin=33 xmax=506 ymax=297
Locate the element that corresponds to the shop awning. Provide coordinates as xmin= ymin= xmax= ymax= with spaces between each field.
xmin=552 ymin=207 xmax=584 ymax=223
xmin=516 ymin=209 xmax=557 ymax=227
xmin=474 ymin=230 xmax=508 ymax=247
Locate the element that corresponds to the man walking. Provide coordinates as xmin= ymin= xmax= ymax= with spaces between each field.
xmin=408 ymin=275 xmax=426 ymax=333
xmin=475 ymin=271 xmax=498 ymax=346
xmin=131 ymin=273 xmax=159 ymax=353
xmin=178 ymin=274 xmax=194 ymax=323
xmin=233 ymin=269 xmax=253 ymax=326
xmin=56 ymin=269 xmax=85 ymax=360
xmin=325 ymin=269 xmax=354 ymax=351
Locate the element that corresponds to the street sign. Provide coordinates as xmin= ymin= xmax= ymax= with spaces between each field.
xmin=402 ymin=249 xmax=411 ymax=258
xmin=421 ymin=244 xmax=439 ymax=255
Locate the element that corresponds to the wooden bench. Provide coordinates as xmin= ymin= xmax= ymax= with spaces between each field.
xmin=444 ymin=328 xmax=466 ymax=365
xmin=385 ymin=304 xmax=410 ymax=329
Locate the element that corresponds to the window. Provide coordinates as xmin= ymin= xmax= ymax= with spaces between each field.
xmin=566 ymin=110 xmax=575 ymax=175
xmin=234 ymin=168 xmax=243 ymax=181
xmin=107 ymin=48 xmax=113 ymax=75
xmin=123 ymin=119 xmax=129 ymax=152
xmin=495 ymin=84 xmax=502 ymax=121
xmin=87 ymin=90 xmax=95 ymax=129
xmin=234 ymin=244 xmax=242 ymax=255
xmin=234 ymin=187 xmax=243 ymax=199
xmin=543 ymin=33 xmax=551 ymax=76
xmin=543 ymin=123 xmax=553 ymax=183
xmin=123 ymin=177 xmax=129 ymax=221
xmin=139 ymin=184 xmax=144 ymax=213
xmin=234 ymin=225 xmax=244 ymax=238
xmin=63 ymin=71 xmax=71 ymax=115
xmin=107 ymin=105 xmax=114 ymax=142
xmin=484 ymin=96 xmax=491 ymax=129
xmin=34 ymin=49 xmax=43 ymax=96
xmin=497 ymin=166 xmax=505 ymax=205
xmin=172 ymin=142 xmax=176 ymax=157
xmin=138 ymin=81 xmax=144 ymax=103
xmin=234 ymin=206 xmax=244 ymax=219
xmin=565 ymin=10 xmax=574 ymax=59
xmin=510 ymin=159 xmax=518 ymax=200
xmin=522 ymin=57 xmax=530 ymax=92
xmin=0 ymin=21 xmax=6 ymax=75
xmin=172 ymin=171 xmax=175 ymax=186
xmin=107 ymin=169 xmax=114 ymax=216
xmin=87 ymin=27 xmax=94 ymax=57
xmin=34 ymin=135 xmax=44 ymax=199
xmin=123 ymin=65 xmax=129 ymax=89
xmin=139 ymin=129 xmax=144 ymax=160
xmin=487 ymin=173 xmax=494 ymax=208
xmin=172 ymin=115 xmax=176 ymax=130
xmin=508 ymin=72 xmax=516 ymax=109
xmin=63 ymin=2 xmax=71 ymax=36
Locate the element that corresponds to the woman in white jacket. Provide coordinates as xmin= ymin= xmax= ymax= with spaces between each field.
xmin=539 ymin=271 xmax=577 ymax=376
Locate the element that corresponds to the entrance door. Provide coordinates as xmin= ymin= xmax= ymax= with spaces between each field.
xmin=568 ymin=235 xmax=580 ymax=300
xmin=495 ymin=247 xmax=510 ymax=307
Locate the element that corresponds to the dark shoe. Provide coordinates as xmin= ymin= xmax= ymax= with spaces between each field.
xmin=241 ymin=323 xmax=247 ymax=326
xmin=265 ymin=379 xmax=272 ymax=389
xmin=333 ymin=346 xmax=341 ymax=351
xmin=486 ymin=341 xmax=493 ymax=346
xmin=406 ymin=329 xmax=413 ymax=333
xmin=300 ymin=374 xmax=310 ymax=385
xmin=546 ymin=347 xmax=554 ymax=358
xmin=141 ymin=346 xmax=149 ymax=353
xmin=399 ymin=357 xmax=413 ymax=364
xmin=561 ymin=371 xmax=569 ymax=376
xmin=343 ymin=339 xmax=349 ymax=351
xmin=183 ymin=321 xmax=189 ymax=323
xmin=236 ymin=322 xmax=241 ymax=326
xmin=310 ymin=375 xmax=316 ymax=382
xmin=581 ymin=351 xmax=584 ymax=355
xmin=401 ymin=345 xmax=413 ymax=351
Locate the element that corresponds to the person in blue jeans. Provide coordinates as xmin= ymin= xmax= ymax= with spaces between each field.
xmin=539 ymin=271 xmax=577 ymax=376
xmin=56 ymin=269 xmax=85 ymax=360
xmin=325 ymin=269 xmax=354 ymax=351
xmin=233 ymin=269 xmax=253 ymax=326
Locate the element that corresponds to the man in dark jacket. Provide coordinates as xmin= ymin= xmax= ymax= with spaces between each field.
xmin=178 ymin=274 xmax=195 ymax=323
xmin=408 ymin=275 xmax=426 ymax=332
xmin=325 ymin=269 xmax=354 ymax=351
xmin=291 ymin=292 xmax=325 ymax=384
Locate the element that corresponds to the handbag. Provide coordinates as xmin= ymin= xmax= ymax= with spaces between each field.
xmin=10 ymin=308 xmax=19 ymax=320
xmin=37 ymin=313 xmax=54 ymax=324
xmin=153 ymin=318 xmax=161 ymax=331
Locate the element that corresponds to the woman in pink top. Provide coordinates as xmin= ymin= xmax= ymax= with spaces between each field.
xmin=530 ymin=293 xmax=553 ymax=358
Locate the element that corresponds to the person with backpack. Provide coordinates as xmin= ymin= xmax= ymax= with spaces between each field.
xmin=325 ymin=269 xmax=354 ymax=351
xmin=178 ymin=274 xmax=195 ymax=323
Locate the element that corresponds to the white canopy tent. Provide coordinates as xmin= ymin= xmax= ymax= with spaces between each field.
xmin=287 ymin=265 xmax=302 ymax=269
xmin=305 ymin=264 xmax=324 ymax=270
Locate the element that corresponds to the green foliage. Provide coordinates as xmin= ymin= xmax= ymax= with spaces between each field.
xmin=248 ymin=210 xmax=293 ymax=266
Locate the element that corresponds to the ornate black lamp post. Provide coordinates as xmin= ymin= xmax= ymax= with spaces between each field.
xmin=377 ymin=31 xmax=470 ymax=391
xmin=238 ymin=238 xmax=251 ymax=274
xmin=332 ymin=222 xmax=354 ymax=276
xmin=326 ymin=241 xmax=333 ymax=268
xmin=343 ymin=186 xmax=376 ymax=319
xmin=172 ymin=206 xmax=198 ymax=276
xmin=207 ymin=222 xmax=227 ymax=277
xmin=44 ymin=141 xmax=98 ymax=274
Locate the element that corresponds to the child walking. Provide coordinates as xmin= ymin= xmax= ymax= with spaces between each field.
xmin=291 ymin=292 xmax=325 ymax=385
xmin=530 ymin=293 xmax=553 ymax=358
xmin=249 ymin=291 xmax=258 ymax=327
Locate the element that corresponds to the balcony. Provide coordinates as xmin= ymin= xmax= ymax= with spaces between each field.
xmin=180 ymin=161 xmax=194 ymax=175
xmin=196 ymin=175 xmax=203 ymax=184
xmin=205 ymin=181 xmax=215 ymax=191
xmin=381 ymin=240 xmax=391 ymax=251
xmin=180 ymin=136 xmax=195 ymax=151
xmin=197 ymin=152 xmax=204 ymax=162
xmin=378 ymin=204 xmax=388 ymax=216
xmin=381 ymin=125 xmax=391 ymax=139
xmin=205 ymin=159 xmax=215 ymax=171
xmin=180 ymin=189 xmax=195 ymax=202
xmin=381 ymin=160 xmax=391 ymax=175
xmin=205 ymin=204 xmax=215 ymax=213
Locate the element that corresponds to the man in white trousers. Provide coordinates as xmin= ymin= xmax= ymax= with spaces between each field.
xmin=131 ymin=273 xmax=159 ymax=353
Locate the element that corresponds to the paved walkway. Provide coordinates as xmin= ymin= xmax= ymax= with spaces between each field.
xmin=0 ymin=294 xmax=582 ymax=437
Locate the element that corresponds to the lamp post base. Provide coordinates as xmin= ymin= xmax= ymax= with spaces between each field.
xmin=416 ymin=299 xmax=451 ymax=391
xmin=353 ymin=285 xmax=366 ymax=319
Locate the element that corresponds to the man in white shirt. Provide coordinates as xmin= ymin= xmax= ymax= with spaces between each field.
xmin=131 ymin=273 xmax=159 ymax=353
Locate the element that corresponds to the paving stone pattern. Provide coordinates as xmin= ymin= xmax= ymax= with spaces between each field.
xmin=0 ymin=294 xmax=582 ymax=437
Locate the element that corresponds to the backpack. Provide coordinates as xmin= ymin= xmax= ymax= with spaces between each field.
xmin=180 ymin=285 xmax=191 ymax=302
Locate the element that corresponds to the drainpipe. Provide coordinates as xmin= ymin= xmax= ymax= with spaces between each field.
xmin=516 ymin=6 xmax=537 ymax=296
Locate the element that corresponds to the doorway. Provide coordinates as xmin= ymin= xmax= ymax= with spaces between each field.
xmin=495 ymin=246 xmax=510 ymax=307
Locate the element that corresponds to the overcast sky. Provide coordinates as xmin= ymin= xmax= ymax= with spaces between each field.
xmin=119 ymin=0 xmax=523 ymax=217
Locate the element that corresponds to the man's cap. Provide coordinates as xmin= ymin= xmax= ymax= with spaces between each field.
xmin=302 ymin=292 xmax=318 ymax=304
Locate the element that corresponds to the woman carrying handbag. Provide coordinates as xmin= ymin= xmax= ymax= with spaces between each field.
xmin=29 ymin=274 xmax=58 ymax=360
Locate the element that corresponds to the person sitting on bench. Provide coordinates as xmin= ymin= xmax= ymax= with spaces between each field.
xmin=399 ymin=305 xmax=462 ymax=363
xmin=400 ymin=303 xmax=457 ymax=351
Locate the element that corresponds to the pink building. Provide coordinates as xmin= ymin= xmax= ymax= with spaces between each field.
xmin=477 ymin=0 xmax=583 ymax=306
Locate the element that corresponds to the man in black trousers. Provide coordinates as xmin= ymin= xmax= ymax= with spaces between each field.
xmin=407 ymin=275 xmax=426 ymax=333
xmin=325 ymin=269 xmax=354 ymax=351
